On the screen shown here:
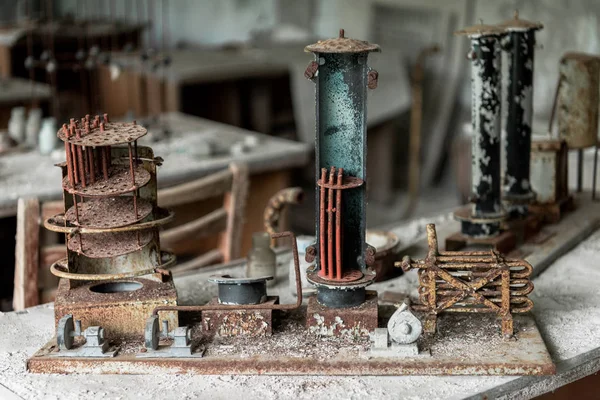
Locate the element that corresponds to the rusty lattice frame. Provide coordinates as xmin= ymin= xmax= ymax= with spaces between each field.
xmin=399 ymin=224 xmax=534 ymax=338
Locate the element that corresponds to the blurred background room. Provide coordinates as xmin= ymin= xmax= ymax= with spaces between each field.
xmin=1 ymin=0 xmax=599 ymax=310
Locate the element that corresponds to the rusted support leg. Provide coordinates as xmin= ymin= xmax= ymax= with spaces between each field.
xmin=501 ymin=268 xmax=513 ymax=338
xmin=424 ymin=313 xmax=437 ymax=334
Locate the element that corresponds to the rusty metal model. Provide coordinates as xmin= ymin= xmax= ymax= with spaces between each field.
xmin=28 ymin=29 xmax=556 ymax=377
xmin=400 ymin=224 xmax=534 ymax=339
xmin=499 ymin=12 xmax=543 ymax=218
xmin=43 ymin=113 xmax=178 ymax=340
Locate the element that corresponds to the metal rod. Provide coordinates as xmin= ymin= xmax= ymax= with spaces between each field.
xmin=318 ymin=168 xmax=327 ymax=277
xmin=327 ymin=166 xmax=335 ymax=280
xmin=70 ymin=144 xmax=79 ymax=184
xmin=128 ymin=143 xmax=138 ymax=218
xmin=76 ymin=145 xmax=86 ymax=187
xmin=87 ymin=147 xmax=95 ymax=184
xmin=101 ymin=146 xmax=109 ymax=180
xmin=335 ymin=167 xmax=343 ymax=280
xmin=65 ymin=142 xmax=74 ymax=186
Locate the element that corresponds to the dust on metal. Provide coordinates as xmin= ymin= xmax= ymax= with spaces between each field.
xmin=398 ymin=224 xmax=534 ymax=338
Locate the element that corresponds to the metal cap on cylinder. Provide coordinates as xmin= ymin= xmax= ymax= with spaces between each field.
xmin=305 ymin=29 xmax=380 ymax=54
xmin=455 ymin=22 xmax=505 ymax=38
xmin=497 ymin=10 xmax=543 ymax=32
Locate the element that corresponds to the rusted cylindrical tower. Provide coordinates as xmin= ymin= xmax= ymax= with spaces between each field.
xmin=45 ymin=114 xmax=178 ymax=339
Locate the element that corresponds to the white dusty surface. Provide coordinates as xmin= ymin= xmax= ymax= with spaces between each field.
xmin=0 ymin=112 xmax=310 ymax=211
xmin=2 ymin=216 xmax=600 ymax=399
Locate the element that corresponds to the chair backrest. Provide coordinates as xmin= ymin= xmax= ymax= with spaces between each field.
xmin=158 ymin=163 xmax=249 ymax=275
xmin=13 ymin=198 xmax=64 ymax=311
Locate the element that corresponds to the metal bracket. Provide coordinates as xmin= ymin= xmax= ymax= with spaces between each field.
xmin=51 ymin=314 xmax=118 ymax=358
xmin=138 ymin=316 xmax=203 ymax=358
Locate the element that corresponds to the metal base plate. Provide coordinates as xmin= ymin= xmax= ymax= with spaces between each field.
xmin=28 ymin=311 xmax=554 ymax=376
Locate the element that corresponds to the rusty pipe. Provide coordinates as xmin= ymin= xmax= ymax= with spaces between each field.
xmin=263 ymin=187 xmax=304 ymax=236
xmin=152 ymin=231 xmax=302 ymax=316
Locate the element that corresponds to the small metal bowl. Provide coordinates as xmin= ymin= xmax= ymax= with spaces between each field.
xmin=208 ymin=275 xmax=273 ymax=305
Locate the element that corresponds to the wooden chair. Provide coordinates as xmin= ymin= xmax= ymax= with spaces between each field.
xmin=158 ymin=163 xmax=249 ymax=276
xmin=13 ymin=198 xmax=65 ymax=311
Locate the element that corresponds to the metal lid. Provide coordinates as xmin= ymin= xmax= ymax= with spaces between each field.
xmin=305 ymin=29 xmax=380 ymax=54
xmin=455 ymin=21 xmax=505 ymax=38
xmin=497 ymin=10 xmax=543 ymax=32
xmin=208 ymin=274 xmax=274 ymax=284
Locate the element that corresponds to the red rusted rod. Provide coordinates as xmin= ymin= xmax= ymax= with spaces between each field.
xmin=128 ymin=143 xmax=138 ymax=218
xmin=76 ymin=144 xmax=86 ymax=187
xmin=70 ymin=144 xmax=79 ymax=184
xmin=65 ymin=142 xmax=74 ymax=186
xmin=87 ymin=147 xmax=95 ymax=184
xmin=104 ymin=113 xmax=109 ymax=123
xmin=335 ymin=167 xmax=343 ymax=280
xmin=319 ymin=168 xmax=327 ymax=277
xmin=327 ymin=166 xmax=335 ymax=280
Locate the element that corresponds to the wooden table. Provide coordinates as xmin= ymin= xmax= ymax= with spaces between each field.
xmin=0 ymin=111 xmax=310 ymax=254
xmin=1 ymin=208 xmax=599 ymax=399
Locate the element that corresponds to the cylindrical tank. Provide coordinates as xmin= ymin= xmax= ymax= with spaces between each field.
xmin=455 ymin=24 xmax=506 ymax=237
xmin=499 ymin=13 xmax=543 ymax=217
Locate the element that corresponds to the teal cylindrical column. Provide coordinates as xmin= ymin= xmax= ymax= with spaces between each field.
xmin=304 ymin=29 xmax=379 ymax=308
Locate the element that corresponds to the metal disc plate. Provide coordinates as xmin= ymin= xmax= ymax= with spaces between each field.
xmin=65 ymin=197 xmax=153 ymax=228
xmin=57 ymin=314 xmax=74 ymax=350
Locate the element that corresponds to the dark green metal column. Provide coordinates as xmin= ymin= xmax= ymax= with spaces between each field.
xmin=305 ymin=30 xmax=379 ymax=308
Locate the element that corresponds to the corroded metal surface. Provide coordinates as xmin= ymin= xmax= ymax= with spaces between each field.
xmin=305 ymin=29 xmax=380 ymax=54
xmin=502 ymin=11 xmax=541 ymax=217
xmin=62 ymin=165 xmax=151 ymax=196
xmin=64 ymin=197 xmax=152 ymax=228
xmin=306 ymin=290 xmax=378 ymax=337
xmin=455 ymin=25 xmax=506 ymax=237
xmin=400 ymin=224 xmax=533 ymax=338
xmin=530 ymin=138 xmax=571 ymax=223
xmin=305 ymin=29 xmax=379 ymax=308
xmin=57 ymin=118 xmax=147 ymax=146
xmin=557 ymin=53 xmax=600 ymax=149
xmin=263 ymin=187 xmax=304 ymax=236
xmin=28 ymin=313 xmax=554 ymax=376
xmin=53 ymin=277 xmax=178 ymax=340
xmin=66 ymin=230 xmax=154 ymax=258
xmin=202 ymin=297 xmax=278 ymax=337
